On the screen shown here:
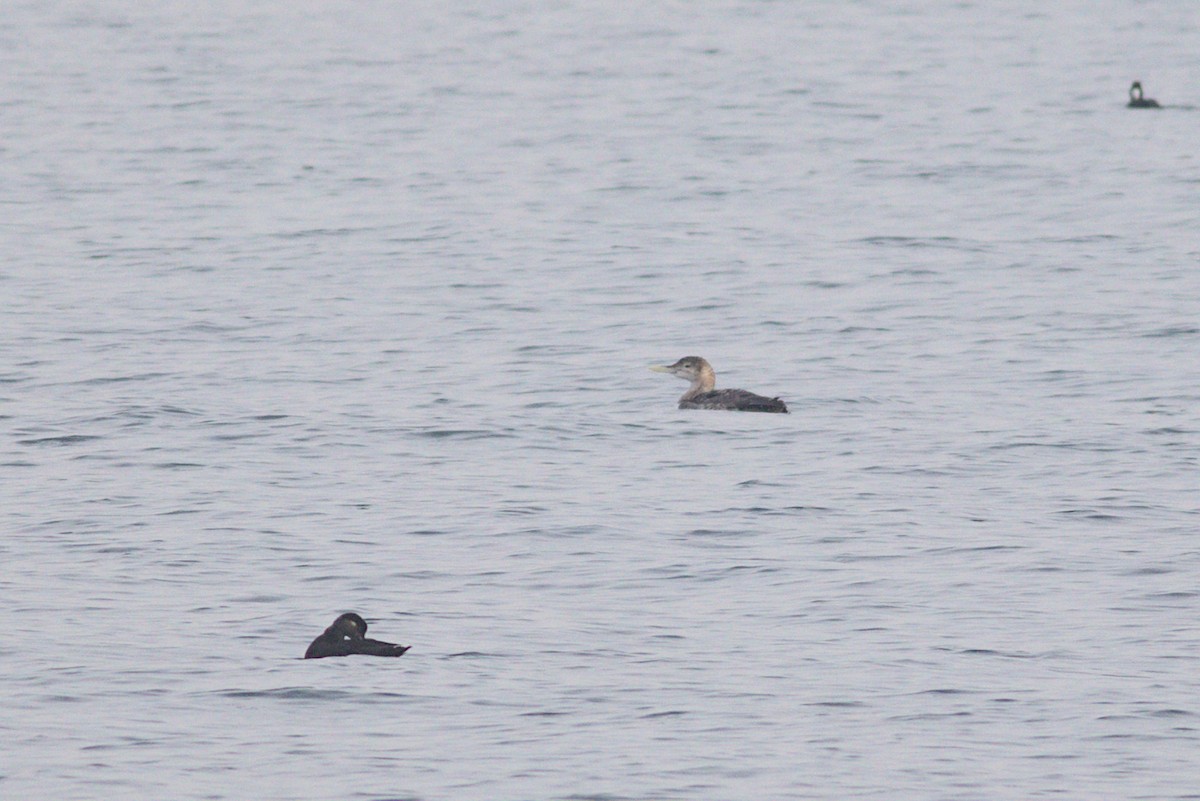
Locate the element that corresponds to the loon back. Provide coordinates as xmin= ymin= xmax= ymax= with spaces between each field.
xmin=682 ymin=388 xmax=789 ymax=414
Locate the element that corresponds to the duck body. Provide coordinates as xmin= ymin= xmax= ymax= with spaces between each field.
xmin=305 ymin=612 xmax=410 ymax=659
xmin=1128 ymin=81 xmax=1161 ymax=108
xmin=651 ymin=356 xmax=788 ymax=414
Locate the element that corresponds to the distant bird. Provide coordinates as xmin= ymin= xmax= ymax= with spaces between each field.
xmin=1127 ymin=81 xmax=1161 ymax=108
xmin=304 ymin=612 xmax=410 ymax=659
xmin=650 ymin=356 xmax=788 ymax=413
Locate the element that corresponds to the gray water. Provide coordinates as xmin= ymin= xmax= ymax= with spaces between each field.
xmin=4 ymin=1 xmax=1200 ymax=799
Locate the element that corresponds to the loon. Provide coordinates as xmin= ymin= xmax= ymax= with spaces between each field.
xmin=651 ymin=356 xmax=788 ymax=413
xmin=304 ymin=612 xmax=410 ymax=659
xmin=1127 ymin=81 xmax=1160 ymax=108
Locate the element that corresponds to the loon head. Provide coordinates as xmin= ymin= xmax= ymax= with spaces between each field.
xmin=650 ymin=356 xmax=713 ymax=383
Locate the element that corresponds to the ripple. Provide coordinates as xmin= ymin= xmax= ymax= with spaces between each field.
xmin=16 ymin=434 xmax=101 ymax=446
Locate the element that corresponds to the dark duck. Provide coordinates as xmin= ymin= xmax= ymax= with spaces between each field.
xmin=1127 ymin=81 xmax=1160 ymax=108
xmin=304 ymin=612 xmax=410 ymax=659
xmin=651 ymin=356 xmax=788 ymax=413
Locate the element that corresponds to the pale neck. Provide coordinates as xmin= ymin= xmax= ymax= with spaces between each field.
xmin=680 ymin=365 xmax=716 ymax=400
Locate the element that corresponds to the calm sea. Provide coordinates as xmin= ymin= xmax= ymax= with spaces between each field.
xmin=3 ymin=1 xmax=1199 ymax=799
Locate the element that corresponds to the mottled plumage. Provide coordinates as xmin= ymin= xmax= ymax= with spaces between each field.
xmin=650 ymin=356 xmax=788 ymax=414
xmin=682 ymin=388 xmax=789 ymax=413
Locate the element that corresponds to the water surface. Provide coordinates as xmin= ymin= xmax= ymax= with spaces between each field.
xmin=3 ymin=2 xmax=1199 ymax=799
